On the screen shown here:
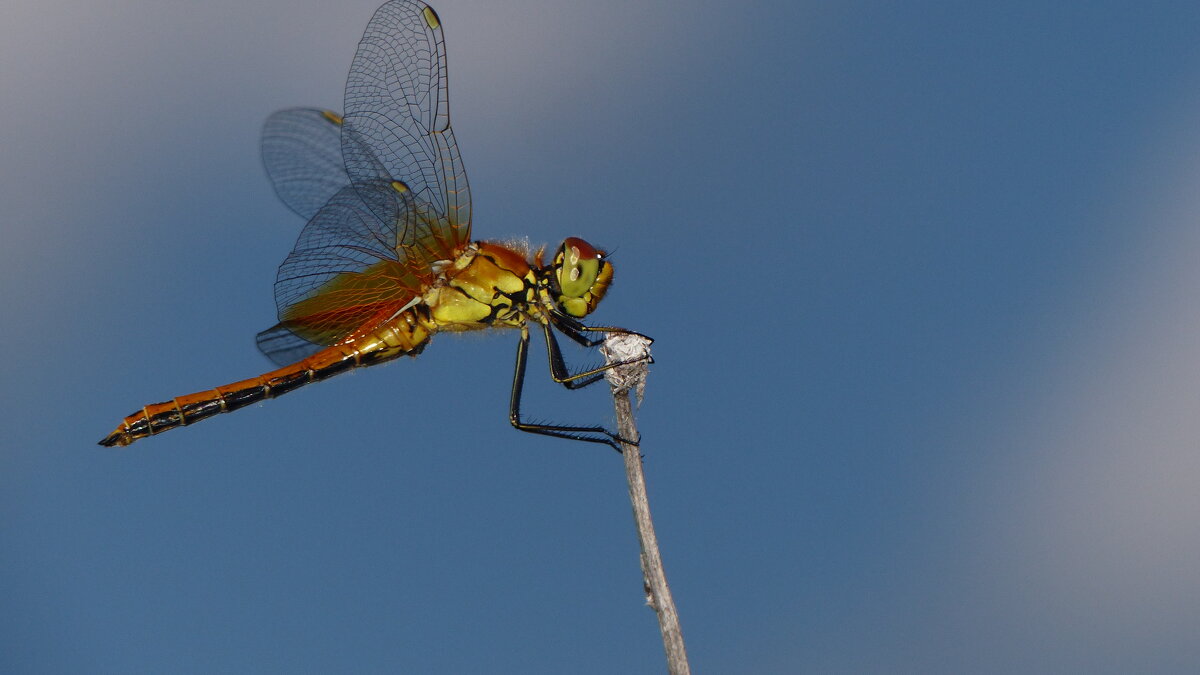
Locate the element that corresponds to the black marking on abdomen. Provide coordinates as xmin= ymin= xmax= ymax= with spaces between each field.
xmin=180 ymin=399 xmax=223 ymax=425
xmin=107 ymin=418 xmax=149 ymax=444
xmin=265 ymin=369 xmax=310 ymax=396
xmin=311 ymin=356 xmax=354 ymax=381
xmin=221 ymin=387 xmax=265 ymax=412
xmin=147 ymin=409 xmax=183 ymax=434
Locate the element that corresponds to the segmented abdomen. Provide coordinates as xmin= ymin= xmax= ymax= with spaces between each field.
xmin=99 ymin=311 xmax=432 ymax=447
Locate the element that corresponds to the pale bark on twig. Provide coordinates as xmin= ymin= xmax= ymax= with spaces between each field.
xmin=602 ymin=334 xmax=690 ymax=675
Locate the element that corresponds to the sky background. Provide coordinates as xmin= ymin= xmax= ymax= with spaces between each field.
xmin=3 ymin=0 xmax=1200 ymax=672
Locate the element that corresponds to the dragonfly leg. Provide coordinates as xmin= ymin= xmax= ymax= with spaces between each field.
xmin=509 ymin=325 xmax=632 ymax=452
xmin=549 ymin=309 xmax=654 ymax=348
xmin=542 ymin=318 xmax=654 ymax=390
xmin=540 ymin=322 xmax=608 ymax=390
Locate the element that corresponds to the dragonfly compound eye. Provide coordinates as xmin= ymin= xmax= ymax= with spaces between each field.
xmin=555 ymin=237 xmax=612 ymax=317
xmin=557 ymin=237 xmax=601 ymax=298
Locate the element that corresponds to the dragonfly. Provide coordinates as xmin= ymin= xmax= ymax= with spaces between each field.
xmin=99 ymin=0 xmax=649 ymax=451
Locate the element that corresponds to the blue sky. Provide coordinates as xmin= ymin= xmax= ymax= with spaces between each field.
xmin=4 ymin=1 xmax=1200 ymax=672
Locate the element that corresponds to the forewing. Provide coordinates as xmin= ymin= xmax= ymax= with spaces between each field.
xmin=261 ymin=108 xmax=349 ymax=220
xmin=342 ymin=0 xmax=471 ymax=257
xmin=256 ymin=182 xmax=431 ymax=366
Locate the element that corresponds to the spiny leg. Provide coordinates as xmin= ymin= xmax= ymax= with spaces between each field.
xmin=539 ymin=321 xmax=612 ymax=390
xmin=547 ymin=309 xmax=654 ymax=348
xmin=542 ymin=316 xmax=654 ymax=390
xmin=509 ymin=324 xmax=628 ymax=452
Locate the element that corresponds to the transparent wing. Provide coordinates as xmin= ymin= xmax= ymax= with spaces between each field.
xmin=261 ymin=108 xmax=349 ymax=220
xmin=342 ymin=0 xmax=471 ymax=257
xmin=255 ymin=323 xmax=328 ymax=366
xmin=255 ymin=181 xmax=436 ymax=366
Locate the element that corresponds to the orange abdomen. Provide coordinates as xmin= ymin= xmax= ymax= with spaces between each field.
xmin=99 ymin=310 xmax=433 ymax=447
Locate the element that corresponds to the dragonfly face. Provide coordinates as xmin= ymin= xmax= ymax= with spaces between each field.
xmin=548 ymin=237 xmax=613 ymax=319
xmin=98 ymin=0 xmax=649 ymax=451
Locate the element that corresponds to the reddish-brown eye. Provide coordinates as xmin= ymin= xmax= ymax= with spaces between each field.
xmin=557 ymin=237 xmax=601 ymax=299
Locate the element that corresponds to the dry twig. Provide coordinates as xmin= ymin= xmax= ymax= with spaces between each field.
xmin=602 ymin=333 xmax=689 ymax=675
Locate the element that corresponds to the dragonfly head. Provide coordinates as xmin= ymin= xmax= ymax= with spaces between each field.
xmin=551 ymin=237 xmax=612 ymax=318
